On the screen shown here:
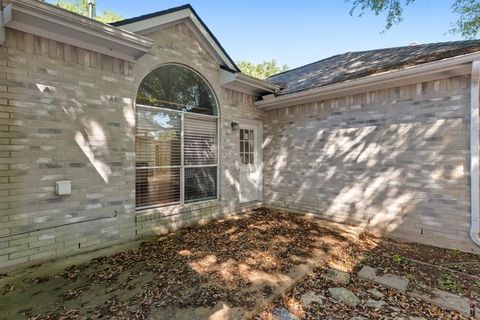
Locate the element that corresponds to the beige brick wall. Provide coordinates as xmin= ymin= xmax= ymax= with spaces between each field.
xmin=0 ymin=23 xmax=262 ymax=270
xmin=4 ymin=18 xmax=477 ymax=269
xmin=131 ymin=23 xmax=264 ymax=237
xmin=263 ymin=75 xmax=480 ymax=253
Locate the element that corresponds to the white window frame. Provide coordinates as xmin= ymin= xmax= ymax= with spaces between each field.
xmin=135 ymin=104 xmax=219 ymax=211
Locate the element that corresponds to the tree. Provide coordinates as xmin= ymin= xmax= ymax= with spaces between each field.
xmin=450 ymin=0 xmax=480 ymax=39
xmin=348 ymin=0 xmax=480 ymax=39
xmin=236 ymin=59 xmax=289 ymax=79
xmin=54 ymin=0 xmax=123 ymax=23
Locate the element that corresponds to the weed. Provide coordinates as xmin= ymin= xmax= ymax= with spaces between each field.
xmin=438 ymin=274 xmax=463 ymax=293
xmin=405 ymin=273 xmax=417 ymax=281
xmin=392 ymin=254 xmax=404 ymax=264
xmin=475 ymin=279 xmax=480 ymax=288
xmin=448 ymin=249 xmax=462 ymax=255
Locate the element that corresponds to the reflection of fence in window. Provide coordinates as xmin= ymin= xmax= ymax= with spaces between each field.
xmin=240 ymin=129 xmax=254 ymax=165
xmin=135 ymin=105 xmax=218 ymax=209
xmin=135 ymin=64 xmax=219 ymax=210
xmin=135 ymin=108 xmax=182 ymax=209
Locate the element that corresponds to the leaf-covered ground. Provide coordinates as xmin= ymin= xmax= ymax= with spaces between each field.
xmin=256 ymin=271 xmax=473 ymax=320
xmin=257 ymin=232 xmax=480 ymax=320
xmin=0 ymin=208 xmax=357 ymax=320
xmin=358 ymin=237 xmax=480 ymax=300
xmin=1 ymin=208 xmax=479 ymax=320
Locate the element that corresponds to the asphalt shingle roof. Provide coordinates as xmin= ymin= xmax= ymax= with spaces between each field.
xmin=267 ymin=40 xmax=480 ymax=95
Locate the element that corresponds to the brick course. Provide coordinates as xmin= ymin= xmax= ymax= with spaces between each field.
xmin=263 ymin=76 xmax=479 ymax=253
xmin=2 ymin=21 xmax=480 ymax=269
xmin=0 ymin=23 xmax=262 ymax=270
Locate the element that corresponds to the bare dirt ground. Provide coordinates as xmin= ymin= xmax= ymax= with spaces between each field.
xmin=0 ymin=208 xmax=479 ymax=320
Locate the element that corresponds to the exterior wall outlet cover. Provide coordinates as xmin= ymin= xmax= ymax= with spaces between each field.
xmin=55 ymin=180 xmax=71 ymax=195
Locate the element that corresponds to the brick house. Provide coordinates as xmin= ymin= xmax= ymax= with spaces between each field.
xmin=1 ymin=0 xmax=480 ymax=270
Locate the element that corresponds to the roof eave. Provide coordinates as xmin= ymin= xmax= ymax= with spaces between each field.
xmin=255 ymin=51 xmax=480 ymax=110
xmin=111 ymin=6 xmax=239 ymax=72
xmin=220 ymin=69 xmax=280 ymax=95
xmin=6 ymin=0 xmax=153 ymax=62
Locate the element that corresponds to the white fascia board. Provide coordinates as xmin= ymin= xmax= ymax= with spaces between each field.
xmin=115 ymin=8 xmax=237 ymax=71
xmin=470 ymin=60 xmax=480 ymax=248
xmin=220 ymin=69 xmax=279 ymax=95
xmin=236 ymin=73 xmax=280 ymax=92
xmin=256 ymin=51 xmax=480 ymax=110
xmin=7 ymin=0 xmax=153 ymax=61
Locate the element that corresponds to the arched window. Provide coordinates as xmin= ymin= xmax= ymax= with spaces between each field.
xmin=135 ymin=65 xmax=218 ymax=209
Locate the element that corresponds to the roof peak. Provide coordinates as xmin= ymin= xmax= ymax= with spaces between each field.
xmin=110 ymin=4 xmax=193 ymax=27
xmin=110 ymin=4 xmax=239 ymax=72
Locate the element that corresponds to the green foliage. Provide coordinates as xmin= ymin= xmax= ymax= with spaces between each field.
xmin=349 ymin=0 xmax=415 ymax=30
xmin=438 ymin=274 xmax=463 ymax=292
xmin=405 ymin=272 xmax=417 ymax=281
xmin=450 ymin=0 xmax=480 ymax=39
xmin=54 ymin=0 xmax=123 ymax=23
xmin=236 ymin=59 xmax=289 ymax=79
xmin=347 ymin=0 xmax=479 ymax=39
xmin=392 ymin=254 xmax=404 ymax=264
xmin=448 ymin=248 xmax=463 ymax=255
xmin=94 ymin=10 xmax=123 ymax=24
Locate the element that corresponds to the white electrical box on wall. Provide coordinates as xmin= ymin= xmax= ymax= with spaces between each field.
xmin=55 ymin=180 xmax=71 ymax=195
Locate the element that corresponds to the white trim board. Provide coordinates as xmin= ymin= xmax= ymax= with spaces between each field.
xmin=256 ymin=51 xmax=480 ymax=110
xmin=220 ymin=69 xmax=279 ymax=95
xmin=6 ymin=0 xmax=152 ymax=61
xmin=115 ymin=7 xmax=237 ymax=71
xmin=238 ymin=119 xmax=264 ymax=203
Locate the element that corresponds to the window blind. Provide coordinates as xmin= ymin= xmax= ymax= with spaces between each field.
xmin=184 ymin=116 xmax=217 ymax=165
xmin=136 ymin=107 xmax=218 ymax=209
xmin=184 ymin=115 xmax=217 ymax=202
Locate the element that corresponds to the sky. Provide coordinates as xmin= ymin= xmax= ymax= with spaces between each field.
xmin=57 ymin=0 xmax=465 ymax=69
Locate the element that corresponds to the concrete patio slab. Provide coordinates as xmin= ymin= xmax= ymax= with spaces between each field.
xmin=409 ymin=287 xmax=471 ymax=317
xmin=358 ymin=265 xmax=409 ymax=292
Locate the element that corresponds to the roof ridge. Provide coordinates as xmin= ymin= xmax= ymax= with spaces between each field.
xmin=268 ymin=39 xmax=480 ymax=80
xmin=110 ymin=4 xmax=192 ymax=26
xmin=344 ymin=39 xmax=480 ymax=55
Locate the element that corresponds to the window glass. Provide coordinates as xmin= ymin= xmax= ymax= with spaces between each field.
xmin=239 ymin=128 xmax=255 ymax=165
xmin=136 ymin=108 xmax=181 ymax=166
xmin=184 ymin=116 xmax=217 ymax=165
xmin=136 ymin=65 xmax=218 ymax=209
xmin=185 ymin=167 xmax=217 ymax=202
xmin=135 ymin=108 xmax=181 ymax=208
xmin=137 ymin=65 xmax=217 ymax=115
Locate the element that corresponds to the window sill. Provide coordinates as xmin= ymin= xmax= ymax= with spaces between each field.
xmin=135 ymin=198 xmax=221 ymax=217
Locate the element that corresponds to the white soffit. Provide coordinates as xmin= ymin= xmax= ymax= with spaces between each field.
xmin=114 ymin=7 xmax=238 ymax=71
xmin=220 ymin=68 xmax=279 ymax=95
xmin=6 ymin=0 xmax=153 ymax=61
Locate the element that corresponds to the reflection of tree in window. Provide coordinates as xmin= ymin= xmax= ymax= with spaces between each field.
xmin=137 ymin=65 xmax=217 ymax=115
